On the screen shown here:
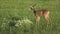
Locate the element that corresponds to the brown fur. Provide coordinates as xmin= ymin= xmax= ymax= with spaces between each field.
xmin=30 ymin=5 xmax=50 ymax=26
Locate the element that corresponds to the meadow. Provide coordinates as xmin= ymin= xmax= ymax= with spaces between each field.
xmin=0 ymin=0 xmax=60 ymax=34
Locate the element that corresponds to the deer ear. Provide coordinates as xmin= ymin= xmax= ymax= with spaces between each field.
xmin=33 ymin=4 xmax=36 ymax=6
xmin=30 ymin=4 xmax=36 ymax=8
xmin=32 ymin=4 xmax=36 ymax=7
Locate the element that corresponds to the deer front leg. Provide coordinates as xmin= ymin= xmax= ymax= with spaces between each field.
xmin=36 ymin=16 xmax=40 ymax=25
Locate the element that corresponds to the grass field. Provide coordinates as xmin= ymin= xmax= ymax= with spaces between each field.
xmin=0 ymin=0 xmax=60 ymax=34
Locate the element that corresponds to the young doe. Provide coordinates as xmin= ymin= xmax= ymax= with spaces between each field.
xmin=30 ymin=5 xmax=50 ymax=26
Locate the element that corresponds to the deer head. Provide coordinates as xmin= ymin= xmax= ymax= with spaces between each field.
xmin=30 ymin=4 xmax=36 ymax=11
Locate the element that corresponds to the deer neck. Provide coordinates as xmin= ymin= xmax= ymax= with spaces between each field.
xmin=32 ymin=9 xmax=36 ymax=14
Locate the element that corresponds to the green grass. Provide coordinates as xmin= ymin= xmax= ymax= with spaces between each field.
xmin=0 ymin=0 xmax=60 ymax=34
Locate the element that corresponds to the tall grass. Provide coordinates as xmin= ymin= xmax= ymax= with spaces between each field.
xmin=0 ymin=0 xmax=60 ymax=34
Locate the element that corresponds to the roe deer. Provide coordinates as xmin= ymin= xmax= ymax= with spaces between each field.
xmin=30 ymin=5 xmax=50 ymax=26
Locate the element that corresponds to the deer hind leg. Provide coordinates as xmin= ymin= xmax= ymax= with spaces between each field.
xmin=36 ymin=16 xmax=40 ymax=25
xmin=44 ymin=12 xmax=50 ymax=27
xmin=44 ymin=14 xmax=49 ymax=23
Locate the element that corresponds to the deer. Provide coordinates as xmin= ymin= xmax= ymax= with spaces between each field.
xmin=30 ymin=4 xmax=50 ymax=27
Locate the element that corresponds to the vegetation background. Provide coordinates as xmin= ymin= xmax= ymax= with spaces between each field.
xmin=0 ymin=0 xmax=60 ymax=34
